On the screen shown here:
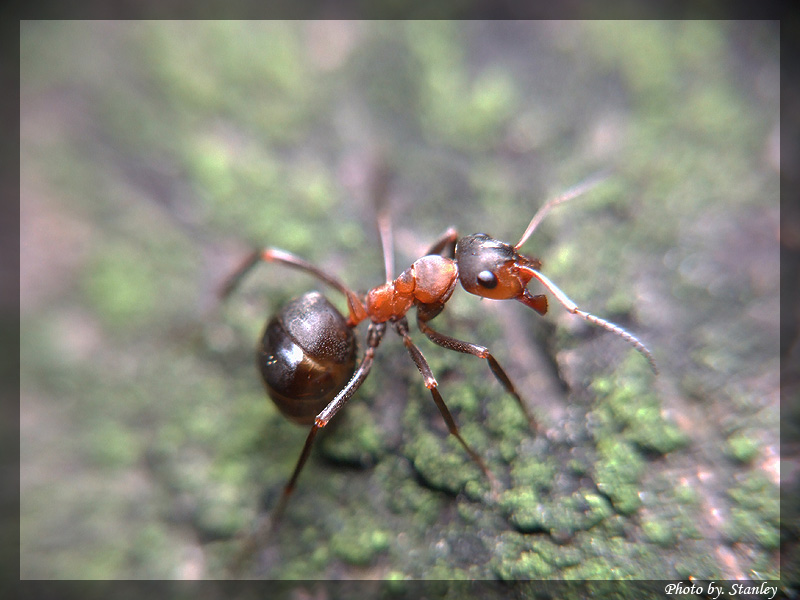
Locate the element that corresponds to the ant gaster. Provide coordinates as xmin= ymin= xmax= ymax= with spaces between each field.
xmin=221 ymin=172 xmax=657 ymax=548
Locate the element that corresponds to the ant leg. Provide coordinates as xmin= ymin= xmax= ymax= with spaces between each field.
xmin=392 ymin=318 xmax=499 ymax=496
xmin=219 ymin=247 xmax=368 ymax=325
xmin=230 ymin=322 xmax=386 ymax=574
xmin=219 ymin=248 xmax=262 ymax=300
xmin=425 ymin=227 xmax=458 ymax=258
xmin=416 ymin=313 xmax=537 ymax=429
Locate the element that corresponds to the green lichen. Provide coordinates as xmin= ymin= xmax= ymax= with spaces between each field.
xmin=385 ymin=474 xmax=445 ymax=528
xmin=484 ymin=393 xmax=528 ymax=461
xmin=194 ymin=486 xmax=248 ymax=539
xmin=585 ymin=21 xmax=680 ymax=103
xmin=509 ymin=452 xmax=557 ymax=490
xmin=406 ymin=22 xmax=517 ymax=151
xmin=455 ymin=499 xmax=485 ymax=525
xmin=674 ymin=478 xmax=701 ymax=507
xmin=727 ymin=471 xmax=779 ymax=515
xmin=82 ymin=243 xmax=158 ymax=332
xmin=724 ymin=432 xmax=760 ymax=464
xmin=330 ymin=527 xmax=390 ymax=566
xmin=319 ymin=402 xmax=385 ymax=467
xmin=83 ymin=421 xmax=142 ymax=468
xmin=593 ymin=437 xmax=645 ymax=515
xmin=499 ymin=488 xmax=543 ymax=533
xmin=641 ymin=516 xmax=675 ymax=547
xmin=503 ymin=550 xmax=554 ymax=579
xmin=491 ymin=533 xmax=556 ymax=580
xmin=423 ymin=563 xmax=472 ymax=580
xmin=724 ymin=471 xmax=780 ymax=551
xmin=625 ymin=412 xmax=687 ymax=456
xmin=576 ymin=492 xmax=615 ymax=531
xmin=591 ymin=366 xmax=686 ymax=456
xmin=442 ymin=380 xmax=482 ymax=416
xmin=385 ymin=569 xmax=406 ymax=584
xmin=404 ymin=430 xmax=481 ymax=495
xmin=500 ymin=487 xmax=613 ymax=539
xmin=727 ymin=508 xmax=779 ymax=551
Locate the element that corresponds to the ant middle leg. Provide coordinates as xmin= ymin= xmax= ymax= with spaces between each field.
xmin=416 ymin=312 xmax=537 ymax=430
xmin=391 ymin=318 xmax=499 ymax=497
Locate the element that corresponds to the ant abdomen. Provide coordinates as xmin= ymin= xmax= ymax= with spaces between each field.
xmin=257 ymin=291 xmax=357 ymax=425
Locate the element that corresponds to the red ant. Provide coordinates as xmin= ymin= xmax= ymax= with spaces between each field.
xmin=221 ymin=172 xmax=656 ymax=560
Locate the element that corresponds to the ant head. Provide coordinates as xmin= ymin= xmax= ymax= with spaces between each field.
xmin=455 ymin=234 xmax=541 ymax=301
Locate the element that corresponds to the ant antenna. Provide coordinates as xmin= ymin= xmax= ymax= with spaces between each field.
xmin=520 ymin=266 xmax=658 ymax=374
xmin=515 ymin=170 xmax=611 ymax=250
xmin=377 ymin=210 xmax=394 ymax=283
xmin=368 ymin=155 xmax=395 ymax=283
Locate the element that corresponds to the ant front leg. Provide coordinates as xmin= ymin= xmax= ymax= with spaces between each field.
xmin=425 ymin=227 xmax=459 ymax=258
xmin=416 ymin=311 xmax=537 ymax=430
xmin=391 ymin=318 xmax=499 ymax=497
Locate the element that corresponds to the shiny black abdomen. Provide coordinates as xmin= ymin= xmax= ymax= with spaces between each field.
xmin=258 ymin=291 xmax=357 ymax=425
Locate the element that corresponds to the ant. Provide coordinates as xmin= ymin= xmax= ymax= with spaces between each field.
xmin=220 ymin=171 xmax=656 ymax=564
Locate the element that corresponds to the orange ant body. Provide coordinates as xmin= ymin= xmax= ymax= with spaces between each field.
xmin=221 ymin=173 xmax=656 ymax=549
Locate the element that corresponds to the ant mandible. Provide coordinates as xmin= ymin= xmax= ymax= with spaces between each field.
xmin=220 ymin=171 xmax=657 ymax=539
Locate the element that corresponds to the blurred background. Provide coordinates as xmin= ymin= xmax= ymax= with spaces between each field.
xmin=20 ymin=21 xmax=782 ymax=581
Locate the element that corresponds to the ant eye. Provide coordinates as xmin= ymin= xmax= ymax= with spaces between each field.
xmin=476 ymin=270 xmax=498 ymax=289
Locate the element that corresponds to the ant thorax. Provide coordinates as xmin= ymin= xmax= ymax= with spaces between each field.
xmin=365 ymin=255 xmax=457 ymax=323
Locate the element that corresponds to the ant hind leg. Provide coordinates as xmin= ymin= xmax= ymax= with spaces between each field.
xmin=219 ymin=247 xmax=368 ymax=326
xmin=228 ymin=322 xmax=386 ymax=575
